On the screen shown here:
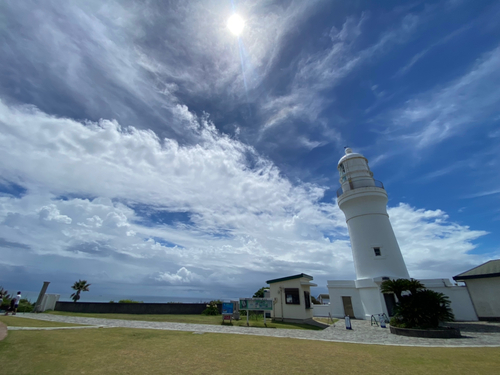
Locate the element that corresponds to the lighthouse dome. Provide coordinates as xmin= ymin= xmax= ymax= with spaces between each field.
xmin=338 ymin=147 xmax=367 ymax=166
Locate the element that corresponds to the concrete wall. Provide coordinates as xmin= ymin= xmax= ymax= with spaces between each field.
xmin=312 ymin=304 xmax=331 ymax=317
xmin=327 ymin=277 xmax=478 ymax=321
xmin=327 ymin=280 xmax=363 ymax=319
xmin=40 ymin=294 xmax=60 ymax=312
xmin=464 ymin=276 xmax=500 ymax=320
xmin=421 ymin=279 xmax=478 ymax=321
xmin=55 ymin=302 xmax=220 ymax=315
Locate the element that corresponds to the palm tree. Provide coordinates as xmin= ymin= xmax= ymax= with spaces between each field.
xmin=71 ymin=280 xmax=91 ymax=302
xmin=381 ymin=278 xmax=454 ymax=329
xmin=406 ymin=278 xmax=425 ymax=295
xmin=380 ymin=278 xmax=424 ymax=300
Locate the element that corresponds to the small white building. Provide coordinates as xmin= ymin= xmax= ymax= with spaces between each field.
xmin=453 ymin=260 xmax=500 ymax=321
xmin=267 ymin=273 xmax=316 ymax=323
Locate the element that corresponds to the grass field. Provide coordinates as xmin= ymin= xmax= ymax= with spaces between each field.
xmin=46 ymin=311 xmax=322 ymax=330
xmin=0 ymin=316 xmax=84 ymax=328
xmin=1 ymin=327 xmax=499 ymax=374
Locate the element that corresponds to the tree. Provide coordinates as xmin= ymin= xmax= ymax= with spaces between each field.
xmin=381 ymin=278 xmax=454 ymax=329
xmin=380 ymin=278 xmax=424 ymax=300
xmin=253 ymin=287 xmax=268 ymax=298
xmin=71 ymin=280 xmax=91 ymax=302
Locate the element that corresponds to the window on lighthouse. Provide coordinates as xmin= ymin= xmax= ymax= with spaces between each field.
xmin=339 ymin=163 xmax=347 ymax=182
xmin=374 ymin=247 xmax=382 ymax=256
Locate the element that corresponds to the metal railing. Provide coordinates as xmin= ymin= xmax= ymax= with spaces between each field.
xmin=337 ymin=179 xmax=385 ymax=198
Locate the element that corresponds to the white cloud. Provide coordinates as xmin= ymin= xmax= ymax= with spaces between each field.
xmin=390 ymin=45 xmax=500 ymax=148
xmin=0 ymin=100 xmax=492 ymax=296
xmin=258 ymin=11 xmax=421 ymax=143
xmin=155 ymin=267 xmax=202 ymax=285
xmin=389 ymin=203 xmax=491 ymax=279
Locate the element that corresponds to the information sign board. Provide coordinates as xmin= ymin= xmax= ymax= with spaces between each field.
xmin=222 ymin=302 xmax=234 ymax=314
xmin=239 ymin=298 xmax=273 ymax=311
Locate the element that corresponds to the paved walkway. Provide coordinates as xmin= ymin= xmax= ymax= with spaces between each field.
xmin=10 ymin=314 xmax=500 ymax=348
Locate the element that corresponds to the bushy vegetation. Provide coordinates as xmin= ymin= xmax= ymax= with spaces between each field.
xmin=381 ymin=278 xmax=454 ymax=329
xmin=17 ymin=299 xmax=34 ymax=313
xmin=201 ymin=300 xmax=220 ymax=315
xmin=117 ymin=299 xmax=143 ymax=303
xmin=0 ymin=286 xmax=11 ymax=310
xmin=0 ymin=287 xmax=33 ymax=312
xmin=253 ymin=287 xmax=268 ymax=298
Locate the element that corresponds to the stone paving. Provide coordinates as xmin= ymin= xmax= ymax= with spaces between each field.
xmin=10 ymin=313 xmax=500 ymax=348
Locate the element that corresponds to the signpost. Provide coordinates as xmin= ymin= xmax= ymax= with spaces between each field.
xmin=222 ymin=302 xmax=234 ymax=324
xmin=239 ymin=298 xmax=273 ymax=326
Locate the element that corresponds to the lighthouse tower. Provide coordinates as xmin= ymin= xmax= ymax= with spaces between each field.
xmin=327 ymin=148 xmax=478 ymax=321
xmin=337 ymin=148 xmax=409 ymax=281
xmin=327 ymin=148 xmax=409 ymax=320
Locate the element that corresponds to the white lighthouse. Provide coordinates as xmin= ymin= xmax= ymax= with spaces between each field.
xmin=327 ymin=148 xmax=409 ymax=320
xmin=325 ymin=148 xmax=478 ymax=321
xmin=337 ymin=148 xmax=409 ymax=281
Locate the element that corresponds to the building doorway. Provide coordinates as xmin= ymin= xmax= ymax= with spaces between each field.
xmin=383 ymin=293 xmax=397 ymax=317
xmin=342 ymin=296 xmax=355 ymax=318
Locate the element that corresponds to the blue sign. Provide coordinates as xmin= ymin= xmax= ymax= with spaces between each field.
xmin=222 ymin=302 xmax=234 ymax=314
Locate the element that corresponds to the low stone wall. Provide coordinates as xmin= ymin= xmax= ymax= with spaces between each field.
xmin=55 ymin=301 xmax=221 ymax=315
xmin=390 ymin=325 xmax=461 ymax=338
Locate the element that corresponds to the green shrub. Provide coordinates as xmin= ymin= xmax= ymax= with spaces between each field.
xmin=17 ymin=299 xmax=34 ymax=313
xmin=381 ymin=278 xmax=454 ymax=329
xmin=201 ymin=301 xmax=220 ymax=315
xmin=118 ymin=299 xmax=143 ymax=303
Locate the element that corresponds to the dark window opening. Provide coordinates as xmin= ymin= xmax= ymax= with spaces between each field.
xmin=304 ymin=291 xmax=311 ymax=309
xmin=374 ymin=247 xmax=381 ymax=256
xmin=285 ymin=288 xmax=300 ymax=305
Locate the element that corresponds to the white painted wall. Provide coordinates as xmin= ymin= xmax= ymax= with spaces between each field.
xmin=421 ymin=279 xmax=478 ymax=321
xmin=327 ymin=280 xmax=364 ymax=319
xmin=339 ymin=193 xmax=410 ymax=280
xmin=463 ymin=277 xmax=500 ymax=319
xmin=327 ymin=278 xmax=478 ymax=321
xmin=40 ymin=293 xmax=60 ymax=312
xmin=312 ymin=304 xmax=331 ymax=317
xmin=268 ymin=277 xmax=314 ymax=321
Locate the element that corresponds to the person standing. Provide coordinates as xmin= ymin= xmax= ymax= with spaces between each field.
xmin=5 ymin=291 xmax=21 ymax=316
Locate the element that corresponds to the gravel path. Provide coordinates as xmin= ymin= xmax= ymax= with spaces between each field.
xmin=10 ymin=313 xmax=500 ymax=348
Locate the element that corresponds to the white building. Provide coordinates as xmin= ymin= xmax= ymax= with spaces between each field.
xmin=327 ymin=148 xmax=477 ymax=321
xmin=453 ymin=260 xmax=500 ymax=321
xmin=267 ymin=273 xmax=316 ymax=323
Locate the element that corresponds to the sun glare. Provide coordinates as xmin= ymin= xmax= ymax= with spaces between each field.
xmin=227 ymin=14 xmax=245 ymax=36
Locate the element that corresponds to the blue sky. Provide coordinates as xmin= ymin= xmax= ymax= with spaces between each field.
xmin=0 ymin=0 xmax=499 ymax=301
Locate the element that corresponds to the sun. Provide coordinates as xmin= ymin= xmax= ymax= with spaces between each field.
xmin=227 ymin=14 xmax=245 ymax=36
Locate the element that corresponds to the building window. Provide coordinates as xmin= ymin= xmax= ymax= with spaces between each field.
xmin=339 ymin=163 xmax=345 ymax=174
xmin=374 ymin=247 xmax=381 ymax=256
xmin=285 ymin=288 xmax=300 ymax=305
xmin=304 ymin=291 xmax=311 ymax=309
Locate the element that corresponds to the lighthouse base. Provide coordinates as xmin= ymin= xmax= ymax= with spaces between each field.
xmin=326 ymin=278 xmax=389 ymax=320
xmin=326 ymin=277 xmax=478 ymax=321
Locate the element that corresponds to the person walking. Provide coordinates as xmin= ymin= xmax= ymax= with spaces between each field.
xmin=5 ymin=291 xmax=21 ymax=316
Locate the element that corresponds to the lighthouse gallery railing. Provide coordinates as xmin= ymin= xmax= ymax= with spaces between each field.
xmin=336 ymin=179 xmax=385 ymax=198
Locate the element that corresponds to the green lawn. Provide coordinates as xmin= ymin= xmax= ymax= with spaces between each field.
xmin=0 ymin=315 xmax=85 ymax=327
xmin=46 ymin=311 xmax=322 ymax=330
xmin=0 ymin=328 xmax=498 ymax=374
